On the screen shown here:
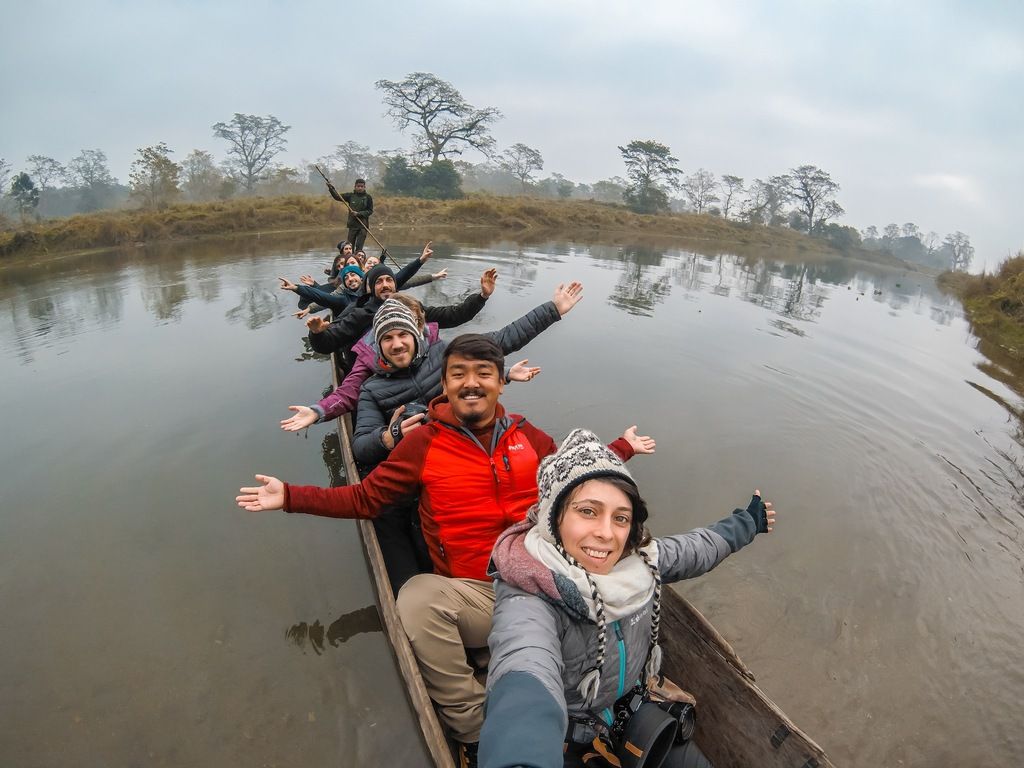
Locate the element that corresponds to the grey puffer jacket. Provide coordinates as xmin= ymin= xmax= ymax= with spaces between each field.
xmin=479 ymin=503 xmax=766 ymax=768
xmin=352 ymin=300 xmax=563 ymax=470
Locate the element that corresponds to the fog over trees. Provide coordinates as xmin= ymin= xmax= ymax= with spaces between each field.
xmin=1 ymin=70 xmax=977 ymax=269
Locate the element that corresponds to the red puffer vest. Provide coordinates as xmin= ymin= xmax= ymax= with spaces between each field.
xmin=419 ymin=403 xmax=542 ymax=580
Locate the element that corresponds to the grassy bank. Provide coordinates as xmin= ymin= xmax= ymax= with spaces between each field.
xmin=939 ymin=253 xmax=1024 ymax=358
xmin=0 ymin=193 xmax=903 ymax=266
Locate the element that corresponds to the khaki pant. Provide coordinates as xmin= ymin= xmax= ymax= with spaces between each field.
xmin=396 ymin=574 xmax=495 ymax=743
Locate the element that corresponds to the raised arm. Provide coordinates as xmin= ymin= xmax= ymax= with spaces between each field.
xmin=423 ymin=269 xmax=494 ymax=328
xmin=483 ymin=280 xmax=583 ymax=356
xmin=658 ymin=492 xmax=776 ymax=584
xmin=480 ymin=581 xmax=568 ymax=768
xmin=393 ymin=241 xmax=431 ymax=289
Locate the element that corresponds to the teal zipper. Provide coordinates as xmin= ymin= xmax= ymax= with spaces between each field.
xmin=599 ymin=621 xmax=627 ymax=726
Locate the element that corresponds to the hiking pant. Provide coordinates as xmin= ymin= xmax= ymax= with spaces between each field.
xmin=396 ymin=575 xmax=495 ymax=743
xmin=347 ymin=223 xmax=368 ymax=253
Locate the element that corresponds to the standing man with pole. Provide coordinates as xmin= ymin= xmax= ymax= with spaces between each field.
xmin=332 ymin=178 xmax=373 ymax=253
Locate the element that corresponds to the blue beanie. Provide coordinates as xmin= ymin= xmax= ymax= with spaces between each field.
xmin=341 ymin=264 xmax=364 ymax=280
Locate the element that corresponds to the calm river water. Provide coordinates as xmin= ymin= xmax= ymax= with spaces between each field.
xmin=1 ymin=230 xmax=1022 ymax=767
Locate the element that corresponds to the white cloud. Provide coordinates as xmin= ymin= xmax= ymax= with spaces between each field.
xmin=910 ymin=174 xmax=984 ymax=208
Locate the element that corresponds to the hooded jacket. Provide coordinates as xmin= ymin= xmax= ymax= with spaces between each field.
xmin=479 ymin=500 xmax=768 ymax=768
xmin=351 ymin=299 xmax=562 ymax=469
xmin=282 ymin=400 xmax=635 ymax=582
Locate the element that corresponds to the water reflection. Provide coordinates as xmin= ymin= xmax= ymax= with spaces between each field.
xmin=224 ymin=286 xmax=286 ymax=329
xmin=285 ymin=606 xmax=383 ymax=655
xmin=6 ymin=228 xmax=1024 ymax=766
xmin=609 ymin=260 xmax=672 ymax=316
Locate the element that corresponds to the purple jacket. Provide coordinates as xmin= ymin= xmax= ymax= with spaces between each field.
xmin=311 ymin=323 xmax=442 ymax=423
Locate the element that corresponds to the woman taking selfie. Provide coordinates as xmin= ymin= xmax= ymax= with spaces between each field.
xmin=480 ymin=429 xmax=776 ymax=768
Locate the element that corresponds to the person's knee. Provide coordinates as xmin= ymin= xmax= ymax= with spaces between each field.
xmin=396 ymin=573 xmax=448 ymax=640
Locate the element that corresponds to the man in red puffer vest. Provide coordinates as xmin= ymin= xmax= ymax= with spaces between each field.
xmin=236 ymin=333 xmax=655 ymax=765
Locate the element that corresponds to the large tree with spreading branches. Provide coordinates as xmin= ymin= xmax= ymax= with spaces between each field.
xmin=375 ymin=72 xmax=502 ymax=163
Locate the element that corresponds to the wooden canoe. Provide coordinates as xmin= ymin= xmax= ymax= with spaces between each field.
xmin=330 ymin=360 xmax=835 ymax=768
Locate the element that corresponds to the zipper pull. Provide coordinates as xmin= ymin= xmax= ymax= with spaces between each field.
xmin=490 ymin=458 xmax=499 ymax=483
xmin=613 ymin=621 xmax=624 ymax=641
xmin=502 ymin=454 xmax=510 ymax=471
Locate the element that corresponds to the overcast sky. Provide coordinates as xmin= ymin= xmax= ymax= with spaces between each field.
xmin=3 ymin=0 xmax=1021 ymax=270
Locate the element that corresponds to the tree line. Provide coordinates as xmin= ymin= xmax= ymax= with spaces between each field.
xmin=1 ymin=71 xmax=973 ymax=271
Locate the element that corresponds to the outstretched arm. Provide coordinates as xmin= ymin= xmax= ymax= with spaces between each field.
xmin=480 ymin=581 xmax=568 ymax=768
xmin=236 ymin=435 xmax=429 ymax=518
xmin=658 ymin=491 xmax=777 ymax=584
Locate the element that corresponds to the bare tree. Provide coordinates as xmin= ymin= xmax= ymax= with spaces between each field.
xmin=500 ymin=143 xmax=544 ymax=192
xmin=719 ymin=174 xmax=744 ymax=219
xmin=743 ymin=178 xmax=789 ymax=225
xmin=775 ymin=165 xmax=844 ymax=234
xmin=66 ymin=149 xmax=117 ymax=211
xmin=680 ymin=169 xmax=719 ymax=214
xmin=212 ymin=113 xmax=291 ymax=192
xmin=129 ymin=143 xmax=181 ymax=209
xmin=325 ymin=141 xmax=374 ymax=183
xmin=901 ymin=222 xmax=922 ymax=240
xmin=882 ymin=223 xmax=900 ymax=241
xmin=945 ymin=231 xmax=975 ymax=272
xmin=181 ymin=150 xmax=224 ymax=202
xmin=375 ymin=72 xmax=502 ymax=162
xmin=0 ymin=158 xmax=11 ymax=199
xmin=26 ymin=155 xmax=65 ymax=189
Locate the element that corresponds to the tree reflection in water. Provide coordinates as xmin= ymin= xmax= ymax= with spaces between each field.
xmin=224 ymin=285 xmax=285 ymax=329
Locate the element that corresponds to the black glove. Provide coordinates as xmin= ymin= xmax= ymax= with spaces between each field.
xmin=745 ymin=494 xmax=769 ymax=533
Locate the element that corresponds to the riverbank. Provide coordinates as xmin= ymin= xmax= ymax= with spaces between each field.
xmin=939 ymin=252 xmax=1024 ymax=359
xmin=1 ymin=194 xmax=907 ymax=267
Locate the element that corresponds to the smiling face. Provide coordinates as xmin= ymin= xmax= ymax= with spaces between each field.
xmin=363 ymin=255 xmax=380 ymax=270
xmin=343 ymin=271 xmax=362 ymax=291
xmin=379 ymin=329 xmax=417 ymax=369
xmin=442 ymin=353 xmax=504 ymax=426
xmin=557 ymin=479 xmax=633 ymax=575
xmin=374 ymin=274 xmax=396 ymax=299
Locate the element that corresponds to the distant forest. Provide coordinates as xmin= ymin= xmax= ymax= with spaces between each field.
xmin=1 ymin=72 xmax=974 ymax=272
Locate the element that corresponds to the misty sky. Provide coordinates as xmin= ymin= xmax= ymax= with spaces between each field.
xmin=3 ymin=0 xmax=1021 ymax=270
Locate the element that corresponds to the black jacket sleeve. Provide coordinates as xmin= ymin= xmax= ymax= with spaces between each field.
xmin=308 ymin=304 xmax=376 ymax=354
xmin=424 ymin=292 xmax=488 ymax=329
xmin=394 ymin=257 xmax=424 ymax=289
xmin=484 ymin=301 xmax=561 ymax=355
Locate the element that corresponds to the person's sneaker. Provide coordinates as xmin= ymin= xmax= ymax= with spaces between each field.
xmin=457 ymin=741 xmax=478 ymax=768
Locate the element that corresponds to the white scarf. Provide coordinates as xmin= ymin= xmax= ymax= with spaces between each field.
xmin=523 ymin=526 xmax=660 ymax=622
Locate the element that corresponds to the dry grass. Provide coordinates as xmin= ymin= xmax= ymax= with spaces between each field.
xmin=939 ymin=253 xmax=1024 ymax=358
xmin=1 ymin=193 xmax=897 ymax=266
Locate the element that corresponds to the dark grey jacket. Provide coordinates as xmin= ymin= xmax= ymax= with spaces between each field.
xmin=352 ymin=301 xmax=563 ymax=470
xmin=480 ymin=506 xmax=765 ymax=768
